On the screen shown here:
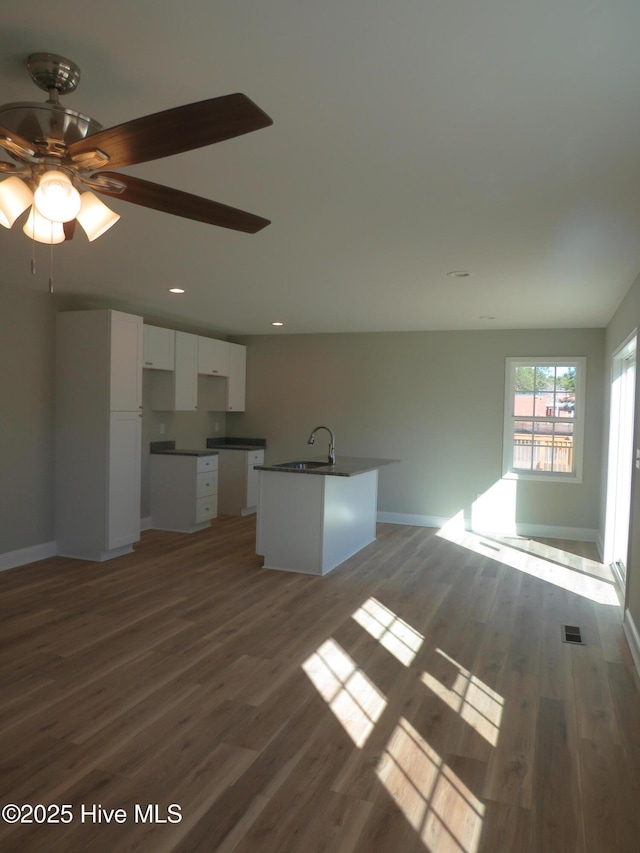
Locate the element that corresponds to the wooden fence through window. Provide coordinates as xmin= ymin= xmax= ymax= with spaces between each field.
xmin=513 ymin=433 xmax=573 ymax=473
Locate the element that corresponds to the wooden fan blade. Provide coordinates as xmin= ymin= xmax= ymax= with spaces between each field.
xmin=94 ymin=171 xmax=270 ymax=233
xmin=69 ymin=94 xmax=272 ymax=171
xmin=0 ymin=122 xmax=37 ymax=162
xmin=63 ymin=219 xmax=76 ymax=240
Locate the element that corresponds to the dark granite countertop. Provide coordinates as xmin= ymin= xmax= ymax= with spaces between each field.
xmin=150 ymin=441 xmax=218 ymax=457
xmin=206 ymin=437 xmax=266 ymax=451
xmin=255 ymin=456 xmax=399 ymax=477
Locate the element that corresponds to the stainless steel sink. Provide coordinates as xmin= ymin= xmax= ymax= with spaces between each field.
xmin=273 ymin=460 xmax=328 ymax=470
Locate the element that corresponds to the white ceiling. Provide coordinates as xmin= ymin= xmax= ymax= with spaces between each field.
xmin=2 ymin=0 xmax=640 ymax=335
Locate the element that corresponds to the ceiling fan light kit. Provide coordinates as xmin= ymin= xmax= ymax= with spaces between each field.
xmin=33 ymin=169 xmax=81 ymax=222
xmin=76 ymin=191 xmax=121 ymax=241
xmin=23 ymin=205 xmax=65 ymax=244
xmin=0 ymin=175 xmax=33 ymax=227
xmin=0 ymin=51 xmax=273 ymax=261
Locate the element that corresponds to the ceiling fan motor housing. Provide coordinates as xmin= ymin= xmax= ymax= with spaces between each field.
xmin=0 ymin=102 xmax=103 ymax=154
xmin=0 ymin=54 xmax=101 ymax=161
xmin=27 ymin=53 xmax=81 ymax=97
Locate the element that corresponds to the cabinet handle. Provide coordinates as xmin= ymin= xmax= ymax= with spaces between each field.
xmin=145 ymin=361 xmax=153 ymax=366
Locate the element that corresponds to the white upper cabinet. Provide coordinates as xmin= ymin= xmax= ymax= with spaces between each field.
xmin=143 ymin=325 xmax=175 ymax=370
xmin=227 ymin=343 xmax=246 ymax=412
xmin=150 ymin=331 xmax=198 ymax=411
xmin=174 ymin=332 xmax=198 ymax=410
xmin=147 ymin=328 xmax=247 ymax=412
xmin=198 ymin=337 xmax=229 ymax=376
xmin=200 ymin=342 xmax=246 ymax=412
xmin=110 ymin=311 xmax=143 ymax=412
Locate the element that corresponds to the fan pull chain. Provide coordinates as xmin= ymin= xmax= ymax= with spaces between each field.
xmin=26 ymin=207 xmax=57 ymax=292
xmin=30 ymin=207 xmax=36 ymax=275
xmin=49 ymin=222 xmax=54 ymax=294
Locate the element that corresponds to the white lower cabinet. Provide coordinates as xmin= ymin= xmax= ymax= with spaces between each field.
xmin=108 ymin=412 xmax=143 ymax=550
xmin=150 ymin=454 xmax=218 ymax=532
xmin=217 ymin=448 xmax=264 ymax=515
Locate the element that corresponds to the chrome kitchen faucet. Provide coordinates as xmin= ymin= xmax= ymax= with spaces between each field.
xmin=307 ymin=425 xmax=335 ymax=465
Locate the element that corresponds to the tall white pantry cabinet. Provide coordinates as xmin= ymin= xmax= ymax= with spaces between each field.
xmin=56 ymin=310 xmax=143 ymax=561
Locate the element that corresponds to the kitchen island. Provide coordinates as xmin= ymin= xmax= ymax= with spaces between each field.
xmin=255 ymin=456 xmax=398 ymax=575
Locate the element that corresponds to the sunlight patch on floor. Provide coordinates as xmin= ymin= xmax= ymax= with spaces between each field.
xmin=438 ymin=514 xmax=618 ymax=606
xmin=352 ymin=597 xmax=425 ymax=666
xmin=302 ymin=638 xmax=387 ymax=747
xmin=421 ymin=650 xmax=503 ymax=747
xmin=377 ymin=716 xmax=485 ymax=852
xmin=302 ymin=611 xmax=493 ymax=848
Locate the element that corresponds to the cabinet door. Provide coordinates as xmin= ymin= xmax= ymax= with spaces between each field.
xmin=143 ymin=326 xmax=175 ymax=370
xmin=227 ymin=343 xmax=246 ymax=411
xmin=108 ymin=411 xmax=142 ymax=549
xmin=174 ymin=331 xmax=198 ymax=411
xmin=245 ymin=449 xmax=264 ymax=510
xmin=110 ymin=312 xmax=143 ymax=411
xmin=198 ymin=337 xmax=229 ymax=376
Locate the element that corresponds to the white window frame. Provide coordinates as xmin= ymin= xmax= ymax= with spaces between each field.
xmin=503 ymin=357 xmax=586 ymax=484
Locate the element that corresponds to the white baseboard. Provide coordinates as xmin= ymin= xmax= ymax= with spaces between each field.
xmin=0 ymin=540 xmax=57 ymax=572
xmin=0 ymin=522 xmax=152 ymax=571
xmin=512 ymin=523 xmax=599 ymax=543
xmin=0 ymin=517 xmax=600 ymax=570
xmin=376 ymin=511 xmax=598 ymax=542
xmin=377 ymin=512 xmax=452 ymax=529
xmin=623 ymin=609 xmax=640 ymax=678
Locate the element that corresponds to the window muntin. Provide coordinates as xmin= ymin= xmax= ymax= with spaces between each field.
xmin=504 ymin=359 xmax=585 ymax=482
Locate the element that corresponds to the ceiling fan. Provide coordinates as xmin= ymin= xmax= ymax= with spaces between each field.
xmin=0 ymin=52 xmax=273 ymax=244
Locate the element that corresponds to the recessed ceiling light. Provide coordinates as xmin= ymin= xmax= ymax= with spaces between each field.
xmin=447 ymin=271 xmax=471 ymax=278
xmin=271 ymin=320 xmax=284 ymax=327
xmin=169 ymin=287 xmax=185 ymax=294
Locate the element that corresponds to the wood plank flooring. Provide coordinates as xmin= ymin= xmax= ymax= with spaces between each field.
xmin=1 ymin=517 xmax=640 ymax=852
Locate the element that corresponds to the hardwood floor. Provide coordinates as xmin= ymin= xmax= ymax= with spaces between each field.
xmin=1 ymin=517 xmax=640 ymax=852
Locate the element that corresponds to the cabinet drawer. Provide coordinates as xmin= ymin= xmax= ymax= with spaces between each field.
xmin=248 ymin=449 xmax=264 ymax=466
xmin=197 ymin=455 xmax=218 ymax=474
xmin=197 ymin=471 xmax=218 ymax=498
xmin=196 ymin=494 xmax=218 ymax=522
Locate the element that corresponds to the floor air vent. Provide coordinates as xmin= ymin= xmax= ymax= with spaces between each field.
xmin=562 ymin=625 xmax=584 ymax=645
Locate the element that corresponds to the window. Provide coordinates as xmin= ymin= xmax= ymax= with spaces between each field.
xmin=503 ymin=358 xmax=586 ymax=483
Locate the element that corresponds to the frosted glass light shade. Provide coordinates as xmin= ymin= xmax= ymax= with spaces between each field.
xmin=76 ymin=192 xmax=120 ymax=241
xmin=0 ymin=177 xmax=33 ymax=228
xmin=23 ymin=207 xmax=65 ymax=244
xmin=34 ymin=170 xmax=81 ymax=222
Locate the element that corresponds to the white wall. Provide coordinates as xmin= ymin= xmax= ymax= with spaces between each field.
xmin=230 ymin=328 xmax=605 ymax=537
xmin=0 ymin=287 xmax=57 ymax=555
